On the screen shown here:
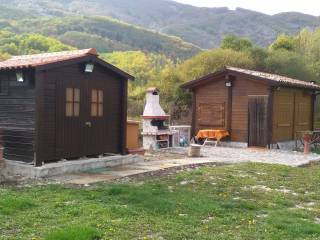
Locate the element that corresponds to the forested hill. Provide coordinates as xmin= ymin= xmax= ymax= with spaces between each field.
xmin=0 ymin=7 xmax=200 ymax=60
xmin=3 ymin=15 xmax=200 ymax=59
xmin=1 ymin=0 xmax=320 ymax=48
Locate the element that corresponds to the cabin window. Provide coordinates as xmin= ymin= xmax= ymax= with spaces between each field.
xmin=66 ymin=88 xmax=80 ymax=117
xmin=91 ymin=89 xmax=103 ymax=117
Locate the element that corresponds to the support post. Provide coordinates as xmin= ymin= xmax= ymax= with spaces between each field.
xmin=267 ymin=87 xmax=274 ymax=148
xmin=120 ymin=79 xmax=128 ymax=155
xmin=303 ymin=132 xmax=312 ymax=154
xmin=191 ymin=89 xmax=196 ymax=138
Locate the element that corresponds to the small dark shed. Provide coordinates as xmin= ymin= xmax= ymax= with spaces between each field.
xmin=0 ymin=48 xmax=134 ymax=166
xmin=181 ymin=67 xmax=320 ymax=147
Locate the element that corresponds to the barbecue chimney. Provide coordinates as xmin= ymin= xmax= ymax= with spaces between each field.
xmin=143 ymin=88 xmax=169 ymax=119
xmin=142 ymin=88 xmax=172 ymax=150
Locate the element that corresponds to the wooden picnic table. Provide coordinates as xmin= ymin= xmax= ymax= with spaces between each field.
xmin=196 ymin=129 xmax=229 ymax=146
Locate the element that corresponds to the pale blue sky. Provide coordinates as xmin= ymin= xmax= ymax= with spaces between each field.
xmin=174 ymin=0 xmax=320 ymax=16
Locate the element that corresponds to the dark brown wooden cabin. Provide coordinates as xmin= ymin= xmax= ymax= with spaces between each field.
xmin=181 ymin=67 xmax=320 ymax=147
xmin=0 ymin=48 xmax=134 ymax=166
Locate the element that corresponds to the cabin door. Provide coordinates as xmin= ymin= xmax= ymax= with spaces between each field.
xmin=248 ymin=96 xmax=269 ymax=147
xmin=56 ymin=72 xmax=108 ymax=159
xmin=56 ymin=75 xmax=86 ymax=159
xmin=83 ymin=73 xmax=108 ymax=156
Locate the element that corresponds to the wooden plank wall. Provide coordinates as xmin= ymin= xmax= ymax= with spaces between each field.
xmin=314 ymin=95 xmax=320 ymax=130
xmin=35 ymin=69 xmax=57 ymax=165
xmin=193 ymin=74 xmax=270 ymax=142
xmin=93 ymin=65 xmax=123 ymax=154
xmin=230 ymin=75 xmax=269 ymax=142
xmin=0 ymin=70 xmax=35 ymax=162
xmin=36 ymin=63 xmax=125 ymax=165
xmin=272 ymin=89 xmax=313 ymax=142
xmin=194 ymin=75 xmax=228 ymax=133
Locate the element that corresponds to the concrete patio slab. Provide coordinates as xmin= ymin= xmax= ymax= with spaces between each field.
xmin=4 ymin=154 xmax=143 ymax=178
xmin=63 ymin=173 xmax=118 ymax=185
xmin=51 ymin=146 xmax=320 ymax=185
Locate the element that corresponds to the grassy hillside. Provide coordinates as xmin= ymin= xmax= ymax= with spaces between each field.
xmin=1 ymin=0 xmax=320 ymax=48
xmin=2 ymin=16 xmax=200 ymax=59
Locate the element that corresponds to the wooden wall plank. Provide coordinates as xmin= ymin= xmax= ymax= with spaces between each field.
xmin=0 ymin=70 xmax=36 ymax=163
xmin=194 ymin=76 xmax=228 ymax=133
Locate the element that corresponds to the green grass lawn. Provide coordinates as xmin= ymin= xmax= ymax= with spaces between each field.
xmin=1 ymin=163 xmax=320 ymax=240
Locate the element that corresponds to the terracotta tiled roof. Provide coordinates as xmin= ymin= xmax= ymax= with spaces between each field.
xmin=181 ymin=66 xmax=320 ymax=90
xmin=0 ymin=48 xmax=98 ymax=70
xmin=226 ymin=66 xmax=320 ymax=90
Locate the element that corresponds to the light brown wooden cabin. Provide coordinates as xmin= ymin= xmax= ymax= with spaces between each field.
xmin=181 ymin=67 xmax=320 ymax=147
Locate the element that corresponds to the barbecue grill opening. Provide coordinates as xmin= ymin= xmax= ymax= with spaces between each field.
xmin=151 ymin=119 xmax=168 ymax=130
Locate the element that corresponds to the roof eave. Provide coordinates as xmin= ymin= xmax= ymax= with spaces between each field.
xmin=32 ymin=55 xmax=135 ymax=80
xmin=180 ymin=67 xmax=320 ymax=91
xmin=94 ymin=58 xmax=135 ymax=80
xmin=180 ymin=69 xmax=227 ymax=89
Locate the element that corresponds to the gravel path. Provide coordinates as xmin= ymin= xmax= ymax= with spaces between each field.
xmin=199 ymin=147 xmax=320 ymax=167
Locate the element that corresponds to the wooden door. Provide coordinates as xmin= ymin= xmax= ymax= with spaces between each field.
xmin=56 ymin=67 xmax=123 ymax=159
xmin=57 ymin=73 xmax=109 ymax=158
xmin=56 ymin=74 xmax=86 ymax=159
xmin=84 ymin=73 xmax=108 ymax=156
xmin=248 ymin=96 xmax=269 ymax=147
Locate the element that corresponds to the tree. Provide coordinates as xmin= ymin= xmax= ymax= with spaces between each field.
xmin=160 ymin=49 xmax=256 ymax=118
xmin=248 ymin=47 xmax=268 ymax=71
xmin=221 ymin=34 xmax=253 ymax=52
xmin=102 ymin=51 xmax=174 ymax=117
xmin=0 ymin=52 xmax=10 ymax=61
xmin=270 ymin=34 xmax=296 ymax=51
xmin=19 ymin=34 xmax=74 ymax=53
xmin=265 ymin=49 xmax=315 ymax=81
xmin=177 ymin=48 xmax=255 ymax=82
xmin=0 ymin=30 xmax=74 ymax=56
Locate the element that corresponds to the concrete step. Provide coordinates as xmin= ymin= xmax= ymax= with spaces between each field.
xmin=4 ymin=155 xmax=144 ymax=179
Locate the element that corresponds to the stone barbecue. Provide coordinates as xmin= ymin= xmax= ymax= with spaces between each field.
xmin=142 ymin=88 xmax=173 ymax=150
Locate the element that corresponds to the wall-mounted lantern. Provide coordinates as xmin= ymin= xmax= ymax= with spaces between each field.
xmin=225 ymin=80 xmax=232 ymax=87
xmin=85 ymin=63 xmax=94 ymax=73
xmin=225 ymin=75 xmax=232 ymax=87
xmin=225 ymin=74 xmax=232 ymax=87
xmin=16 ymin=72 xmax=24 ymax=82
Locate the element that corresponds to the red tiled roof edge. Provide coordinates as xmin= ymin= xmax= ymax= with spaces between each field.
xmin=0 ymin=48 xmax=98 ymax=70
xmin=181 ymin=66 xmax=320 ymax=91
